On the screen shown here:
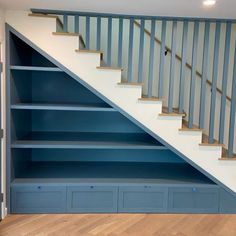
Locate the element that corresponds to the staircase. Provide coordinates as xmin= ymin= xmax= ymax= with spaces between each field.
xmin=5 ymin=10 xmax=236 ymax=195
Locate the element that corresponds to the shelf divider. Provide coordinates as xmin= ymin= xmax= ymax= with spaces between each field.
xmin=10 ymin=65 xmax=63 ymax=72
xmin=11 ymin=103 xmax=116 ymax=112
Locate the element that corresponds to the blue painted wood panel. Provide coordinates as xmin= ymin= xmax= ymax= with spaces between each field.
xmin=219 ymin=188 xmax=236 ymax=213
xmin=11 ymin=185 xmax=66 ymax=213
xmin=168 ymin=186 xmax=219 ymax=213
xmin=118 ymin=186 xmax=168 ymax=213
xmin=67 ymin=186 xmax=118 ymax=213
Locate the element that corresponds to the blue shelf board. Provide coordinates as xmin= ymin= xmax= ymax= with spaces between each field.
xmin=11 ymin=140 xmax=167 ymax=149
xmin=11 ymin=103 xmax=116 ymax=112
xmin=10 ymin=65 xmax=63 ymax=72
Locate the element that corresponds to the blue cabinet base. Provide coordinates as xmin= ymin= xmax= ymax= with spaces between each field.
xmin=11 ymin=183 xmax=235 ymax=214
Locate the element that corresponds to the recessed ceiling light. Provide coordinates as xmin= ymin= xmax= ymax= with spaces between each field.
xmin=203 ymin=0 xmax=216 ymax=6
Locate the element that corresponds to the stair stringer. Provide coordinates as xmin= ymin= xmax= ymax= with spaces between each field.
xmin=5 ymin=10 xmax=236 ymax=195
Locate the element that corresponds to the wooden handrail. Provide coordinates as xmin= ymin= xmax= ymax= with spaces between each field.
xmin=134 ymin=20 xmax=232 ymax=103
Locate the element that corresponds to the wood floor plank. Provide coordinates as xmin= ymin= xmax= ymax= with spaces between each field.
xmin=1 ymin=214 xmax=236 ymax=236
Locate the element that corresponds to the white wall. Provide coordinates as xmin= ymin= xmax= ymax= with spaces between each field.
xmin=0 ymin=8 xmax=7 ymax=219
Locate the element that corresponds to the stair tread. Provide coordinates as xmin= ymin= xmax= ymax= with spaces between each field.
xmin=200 ymin=134 xmax=225 ymax=147
xmin=179 ymin=128 xmax=203 ymax=132
xmin=139 ymin=97 xmax=163 ymax=102
xmin=75 ymin=49 xmax=102 ymax=54
xmin=219 ymin=157 xmax=236 ymax=160
xmin=159 ymin=113 xmax=185 ymax=117
xmin=118 ymin=82 xmax=143 ymax=86
xmin=97 ymin=66 xmax=122 ymax=71
xmin=199 ymin=143 xmax=225 ymax=147
xmin=180 ymin=121 xmax=202 ymax=131
xmin=219 ymin=148 xmax=236 ymax=160
xmin=75 ymin=49 xmax=103 ymax=60
xmin=52 ymin=32 xmax=80 ymax=36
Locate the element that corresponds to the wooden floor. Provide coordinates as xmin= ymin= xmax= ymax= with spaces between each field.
xmin=1 ymin=214 xmax=236 ymax=236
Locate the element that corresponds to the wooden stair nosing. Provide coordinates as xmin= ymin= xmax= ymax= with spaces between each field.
xmin=138 ymin=97 xmax=163 ymax=102
xmin=159 ymin=113 xmax=185 ymax=117
xmin=179 ymin=128 xmax=203 ymax=132
xmin=52 ymin=32 xmax=80 ymax=37
xmin=117 ymin=82 xmax=143 ymax=86
xmin=97 ymin=66 xmax=123 ymax=71
xmin=219 ymin=157 xmax=236 ymax=160
xmin=75 ymin=49 xmax=103 ymax=60
xmin=199 ymin=143 xmax=225 ymax=147
xmin=75 ymin=49 xmax=102 ymax=54
xmin=219 ymin=148 xmax=236 ymax=160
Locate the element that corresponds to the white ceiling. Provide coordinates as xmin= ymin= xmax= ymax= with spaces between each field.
xmin=0 ymin=0 xmax=235 ymax=19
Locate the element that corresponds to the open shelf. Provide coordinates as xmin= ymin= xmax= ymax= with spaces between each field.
xmin=11 ymin=103 xmax=116 ymax=112
xmin=11 ymin=162 xmax=214 ymax=185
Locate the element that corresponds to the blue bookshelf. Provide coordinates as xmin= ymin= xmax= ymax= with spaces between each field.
xmin=7 ymin=27 xmax=236 ymax=214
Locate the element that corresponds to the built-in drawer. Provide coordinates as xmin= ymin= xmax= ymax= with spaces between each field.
xmin=168 ymin=186 xmax=219 ymax=213
xmin=219 ymin=188 xmax=236 ymax=213
xmin=11 ymin=185 xmax=67 ymax=213
xmin=118 ymin=186 xmax=168 ymax=213
xmin=67 ymin=186 xmax=118 ymax=213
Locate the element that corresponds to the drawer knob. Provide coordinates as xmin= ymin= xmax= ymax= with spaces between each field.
xmin=90 ymin=186 xmax=94 ymax=189
xmin=37 ymin=186 xmax=41 ymax=190
xmin=192 ymin=187 xmax=197 ymax=192
xmin=144 ymin=186 xmax=151 ymax=189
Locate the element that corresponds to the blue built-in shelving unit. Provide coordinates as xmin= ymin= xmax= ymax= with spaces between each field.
xmin=7 ymin=29 xmax=236 ymax=214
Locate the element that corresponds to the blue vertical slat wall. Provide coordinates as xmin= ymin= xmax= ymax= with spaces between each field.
xmin=74 ymin=15 xmax=79 ymax=33
xmin=209 ymin=22 xmax=221 ymax=143
xmin=219 ymin=22 xmax=231 ymax=143
xmin=138 ymin=19 xmax=145 ymax=83
xmin=228 ymin=41 xmax=236 ymax=158
xmin=158 ymin=20 xmax=167 ymax=98
xmin=199 ymin=22 xmax=210 ymax=129
xmin=85 ymin=16 xmax=90 ymax=49
xmin=96 ymin=17 xmax=101 ymax=51
xmin=117 ymin=18 xmax=123 ymax=68
xmin=127 ymin=18 xmax=134 ymax=83
xmin=148 ymin=19 xmax=156 ymax=98
xmin=188 ymin=21 xmax=199 ymax=128
xmin=178 ymin=21 xmax=188 ymax=113
xmin=168 ymin=21 xmax=177 ymax=113
xmin=107 ymin=17 xmax=112 ymax=66
xmin=63 ymin=14 xmax=68 ymax=32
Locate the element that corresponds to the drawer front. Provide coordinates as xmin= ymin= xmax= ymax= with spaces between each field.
xmin=67 ymin=186 xmax=118 ymax=213
xmin=118 ymin=186 xmax=168 ymax=213
xmin=11 ymin=185 xmax=67 ymax=213
xmin=219 ymin=188 xmax=236 ymax=213
xmin=168 ymin=186 xmax=219 ymax=213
